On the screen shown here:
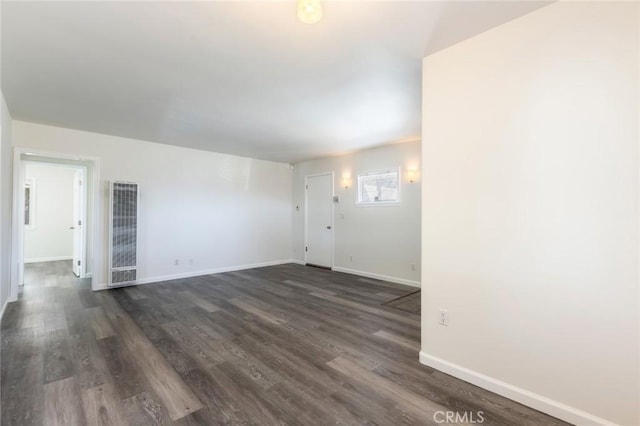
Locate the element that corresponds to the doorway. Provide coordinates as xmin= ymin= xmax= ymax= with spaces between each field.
xmin=22 ymin=162 xmax=86 ymax=280
xmin=305 ymin=172 xmax=334 ymax=268
xmin=10 ymin=149 xmax=99 ymax=301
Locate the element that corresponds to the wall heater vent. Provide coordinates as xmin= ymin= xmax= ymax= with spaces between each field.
xmin=108 ymin=181 xmax=139 ymax=286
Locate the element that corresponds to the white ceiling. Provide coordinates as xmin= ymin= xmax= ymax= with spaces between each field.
xmin=2 ymin=1 xmax=550 ymax=163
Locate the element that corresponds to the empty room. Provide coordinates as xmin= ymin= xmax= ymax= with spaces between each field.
xmin=0 ymin=1 xmax=638 ymax=425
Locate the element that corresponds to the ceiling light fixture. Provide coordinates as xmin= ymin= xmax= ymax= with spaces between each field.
xmin=297 ymin=0 xmax=323 ymax=24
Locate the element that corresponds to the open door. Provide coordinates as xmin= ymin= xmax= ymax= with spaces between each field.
xmin=72 ymin=168 xmax=85 ymax=277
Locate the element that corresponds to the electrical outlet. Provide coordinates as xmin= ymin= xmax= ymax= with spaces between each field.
xmin=439 ymin=309 xmax=449 ymax=326
xmin=349 ymin=255 xmax=353 ymax=262
xmin=174 ymin=259 xmax=179 ymax=266
xmin=189 ymin=259 xmax=194 ymax=265
xmin=410 ymin=264 xmax=416 ymax=271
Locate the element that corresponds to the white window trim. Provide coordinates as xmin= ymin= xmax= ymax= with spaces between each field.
xmin=355 ymin=167 xmax=401 ymax=206
xmin=24 ymin=178 xmax=36 ymax=230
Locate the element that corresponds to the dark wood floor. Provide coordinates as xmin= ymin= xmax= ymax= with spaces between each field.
xmin=1 ymin=261 xmax=567 ymax=425
xmin=383 ymin=291 xmax=421 ymax=315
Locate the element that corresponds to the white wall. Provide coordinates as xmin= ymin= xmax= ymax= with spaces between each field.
xmin=24 ymin=163 xmax=75 ymax=262
xmin=421 ymin=2 xmax=639 ymax=425
xmin=12 ymin=121 xmax=293 ymax=289
xmin=293 ymin=141 xmax=421 ymax=286
xmin=0 ymin=92 xmax=13 ymax=310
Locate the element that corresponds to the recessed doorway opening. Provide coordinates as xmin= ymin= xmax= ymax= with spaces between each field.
xmin=23 ymin=162 xmax=86 ymax=279
xmin=10 ymin=149 xmax=100 ymax=301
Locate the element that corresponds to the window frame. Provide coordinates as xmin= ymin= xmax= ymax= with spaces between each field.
xmin=355 ymin=167 xmax=401 ymax=206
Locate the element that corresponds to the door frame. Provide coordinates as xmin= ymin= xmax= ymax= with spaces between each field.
xmin=304 ymin=171 xmax=335 ymax=269
xmin=10 ymin=148 xmax=100 ymax=302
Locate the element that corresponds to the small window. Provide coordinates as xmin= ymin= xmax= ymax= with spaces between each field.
xmin=356 ymin=169 xmax=400 ymax=205
xmin=24 ymin=179 xmax=35 ymax=229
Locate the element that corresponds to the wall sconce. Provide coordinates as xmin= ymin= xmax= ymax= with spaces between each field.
xmin=407 ymin=169 xmax=418 ymax=183
xmin=341 ymin=171 xmax=352 ymax=189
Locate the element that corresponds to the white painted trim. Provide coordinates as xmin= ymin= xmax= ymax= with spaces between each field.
xmin=332 ymin=266 xmax=420 ymax=288
xmin=95 ymin=259 xmax=295 ymax=290
xmin=419 ymin=351 xmax=616 ymax=426
xmin=291 ymin=259 xmax=306 ymax=265
xmin=11 ymin=148 xmax=101 ymax=299
xmin=0 ymin=297 xmax=10 ymax=322
xmin=304 ymin=171 xmax=335 ymax=268
xmin=24 ymin=256 xmax=73 ymax=264
xmin=11 ymin=149 xmax=24 ymax=297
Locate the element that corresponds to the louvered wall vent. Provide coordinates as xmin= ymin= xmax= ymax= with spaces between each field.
xmin=109 ymin=182 xmax=139 ymax=286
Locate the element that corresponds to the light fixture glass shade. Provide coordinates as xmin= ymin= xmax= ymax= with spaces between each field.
xmin=297 ymin=0 xmax=323 ymax=24
xmin=342 ymin=172 xmax=351 ymax=188
xmin=407 ymin=169 xmax=417 ymax=183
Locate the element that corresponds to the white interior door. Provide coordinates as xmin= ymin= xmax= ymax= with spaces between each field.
xmin=72 ymin=168 xmax=84 ymax=277
xmin=305 ymin=173 xmax=333 ymax=268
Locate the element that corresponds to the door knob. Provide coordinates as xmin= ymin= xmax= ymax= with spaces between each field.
xmin=69 ymin=226 xmax=75 ymax=230
xmin=326 ymin=226 xmax=332 ymax=229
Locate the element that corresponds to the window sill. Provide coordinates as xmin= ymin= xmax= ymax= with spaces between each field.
xmin=355 ymin=201 xmax=400 ymax=207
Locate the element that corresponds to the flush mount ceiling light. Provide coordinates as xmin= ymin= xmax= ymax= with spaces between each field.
xmin=297 ymin=0 xmax=323 ymax=24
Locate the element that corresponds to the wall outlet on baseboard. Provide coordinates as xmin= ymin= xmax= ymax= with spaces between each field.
xmin=349 ymin=255 xmax=353 ymax=262
xmin=174 ymin=259 xmax=180 ymax=266
xmin=410 ymin=264 xmax=416 ymax=271
xmin=439 ymin=309 xmax=449 ymax=326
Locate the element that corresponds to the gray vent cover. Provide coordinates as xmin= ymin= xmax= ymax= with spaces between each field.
xmin=109 ymin=182 xmax=138 ymax=286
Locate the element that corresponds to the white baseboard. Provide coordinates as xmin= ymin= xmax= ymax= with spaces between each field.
xmin=332 ymin=266 xmax=420 ymax=288
xmin=94 ymin=259 xmax=295 ymax=290
xmin=24 ymin=256 xmax=72 ymax=264
xmin=94 ymin=260 xmax=421 ymax=290
xmin=419 ymin=351 xmax=616 ymax=426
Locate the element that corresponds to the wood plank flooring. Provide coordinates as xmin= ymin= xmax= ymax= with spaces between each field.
xmin=382 ymin=291 xmax=421 ymax=315
xmin=1 ymin=261 xmax=567 ymax=425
